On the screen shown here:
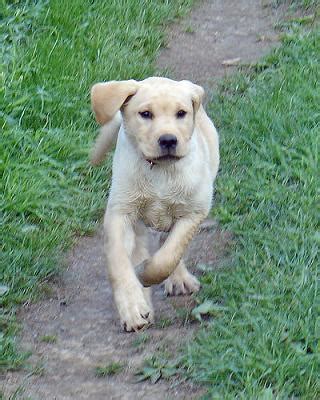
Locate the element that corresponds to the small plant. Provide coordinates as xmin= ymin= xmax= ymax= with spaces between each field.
xmin=175 ymin=307 xmax=192 ymax=325
xmin=155 ymin=316 xmax=173 ymax=328
xmin=132 ymin=332 xmax=150 ymax=348
xmin=5 ymin=385 xmax=25 ymax=400
xmin=191 ymin=300 xmax=228 ymax=322
xmin=27 ymin=362 xmax=45 ymax=377
xmin=38 ymin=283 xmax=55 ymax=299
xmin=39 ymin=335 xmax=57 ymax=344
xmin=135 ymin=354 xmax=179 ymax=384
xmin=184 ymin=24 xmax=195 ymax=33
xmin=94 ymin=361 xmax=124 ymax=377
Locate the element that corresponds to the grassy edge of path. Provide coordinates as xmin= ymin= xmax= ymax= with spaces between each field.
xmin=183 ymin=11 xmax=319 ymax=400
xmin=0 ymin=0 xmax=193 ymax=372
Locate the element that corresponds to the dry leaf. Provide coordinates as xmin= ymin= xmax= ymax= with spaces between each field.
xmin=222 ymin=57 xmax=241 ymax=66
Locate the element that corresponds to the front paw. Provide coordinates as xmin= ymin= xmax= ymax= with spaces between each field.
xmin=135 ymin=258 xmax=164 ymax=286
xmin=164 ymin=269 xmax=200 ymax=296
xmin=114 ymin=284 xmax=154 ymax=332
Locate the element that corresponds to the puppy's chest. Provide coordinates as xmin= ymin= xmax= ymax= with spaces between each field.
xmin=137 ymin=184 xmax=191 ymax=232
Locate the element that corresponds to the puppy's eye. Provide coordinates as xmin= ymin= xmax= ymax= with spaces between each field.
xmin=139 ymin=111 xmax=153 ymax=119
xmin=176 ymin=110 xmax=187 ymax=118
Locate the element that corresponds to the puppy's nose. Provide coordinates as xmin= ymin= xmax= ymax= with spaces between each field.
xmin=158 ymin=134 xmax=178 ymax=150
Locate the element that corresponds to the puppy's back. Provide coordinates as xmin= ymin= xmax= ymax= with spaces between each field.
xmin=196 ymin=106 xmax=220 ymax=179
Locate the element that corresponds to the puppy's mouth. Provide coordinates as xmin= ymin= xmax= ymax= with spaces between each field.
xmin=146 ymin=154 xmax=182 ymax=165
xmin=154 ymin=154 xmax=181 ymax=162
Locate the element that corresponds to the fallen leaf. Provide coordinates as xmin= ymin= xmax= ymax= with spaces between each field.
xmin=191 ymin=300 xmax=228 ymax=321
xmin=222 ymin=57 xmax=241 ymax=66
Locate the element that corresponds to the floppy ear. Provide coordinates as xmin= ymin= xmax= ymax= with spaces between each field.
xmin=91 ymin=80 xmax=138 ymax=125
xmin=180 ymin=80 xmax=205 ymax=112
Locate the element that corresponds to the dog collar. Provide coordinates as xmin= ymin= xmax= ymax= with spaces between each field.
xmin=146 ymin=159 xmax=155 ymax=169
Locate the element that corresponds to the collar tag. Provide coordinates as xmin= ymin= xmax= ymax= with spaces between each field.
xmin=146 ymin=159 xmax=154 ymax=169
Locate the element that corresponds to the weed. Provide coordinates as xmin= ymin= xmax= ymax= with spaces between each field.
xmin=184 ymin=24 xmax=195 ymax=34
xmin=39 ymin=335 xmax=57 ymax=344
xmin=27 ymin=362 xmax=46 ymax=377
xmin=175 ymin=306 xmax=193 ymax=326
xmin=132 ymin=332 xmax=150 ymax=348
xmin=136 ymin=354 xmax=179 ymax=384
xmin=155 ymin=316 xmax=173 ymax=329
xmin=191 ymin=300 xmax=228 ymax=322
xmin=94 ymin=361 xmax=124 ymax=377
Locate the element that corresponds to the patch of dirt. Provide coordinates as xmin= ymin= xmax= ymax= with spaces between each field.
xmin=2 ymin=1 xmax=285 ymax=398
xmin=158 ymin=0 xmax=283 ymax=91
xmin=3 ymin=226 xmax=231 ymax=400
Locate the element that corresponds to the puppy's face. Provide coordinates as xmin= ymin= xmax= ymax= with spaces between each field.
xmin=91 ymin=77 xmax=204 ymax=163
xmin=123 ymin=79 xmax=200 ymax=162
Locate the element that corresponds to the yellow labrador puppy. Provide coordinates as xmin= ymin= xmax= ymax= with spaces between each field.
xmin=91 ymin=77 xmax=219 ymax=331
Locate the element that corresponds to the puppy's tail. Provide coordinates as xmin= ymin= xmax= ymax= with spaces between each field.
xmin=90 ymin=112 xmax=122 ymax=166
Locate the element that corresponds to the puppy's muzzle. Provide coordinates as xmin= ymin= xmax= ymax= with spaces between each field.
xmin=158 ymin=134 xmax=177 ymax=155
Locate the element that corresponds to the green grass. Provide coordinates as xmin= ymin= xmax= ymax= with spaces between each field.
xmin=39 ymin=334 xmax=57 ymax=344
xmin=0 ymin=0 xmax=193 ymax=371
xmin=183 ymin=23 xmax=320 ymax=400
xmin=275 ymin=0 xmax=319 ymax=9
xmin=132 ymin=332 xmax=150 ymax=348
xmin=94 ymin=361 xmax=124 ymax=377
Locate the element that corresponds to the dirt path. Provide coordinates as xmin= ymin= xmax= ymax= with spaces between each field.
xmin=2 ymin=1 xmax=284 ymax=399
xmin=157 ymin=0 xmax=281 ymax=91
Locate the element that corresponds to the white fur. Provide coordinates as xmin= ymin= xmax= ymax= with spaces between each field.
xmin=90 ymin=77 xmax=219 ymax=331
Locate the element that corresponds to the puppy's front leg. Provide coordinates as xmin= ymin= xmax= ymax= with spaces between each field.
xmin=136 ymin=214 xmax=204 ymax=286
xmin=164 ymin=259 xmax=200 ymax=296
xmin=104 ymin=211 xmax=153 ymax=331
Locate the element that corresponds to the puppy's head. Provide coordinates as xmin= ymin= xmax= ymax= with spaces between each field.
xmin=91 ymin=77 xmax=204 ymax=163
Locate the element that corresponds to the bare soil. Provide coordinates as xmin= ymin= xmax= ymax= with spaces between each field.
xmin=2 ymin=1 xmax=285 ymax=398
xmin=157 ymin=0 xmax=282 ymax=92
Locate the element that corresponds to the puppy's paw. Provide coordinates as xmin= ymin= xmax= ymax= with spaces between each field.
xmin=164 ymin=269 xmax=200 ymax=296
xmin=114 ymin=284 xmax=154 ymax=332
